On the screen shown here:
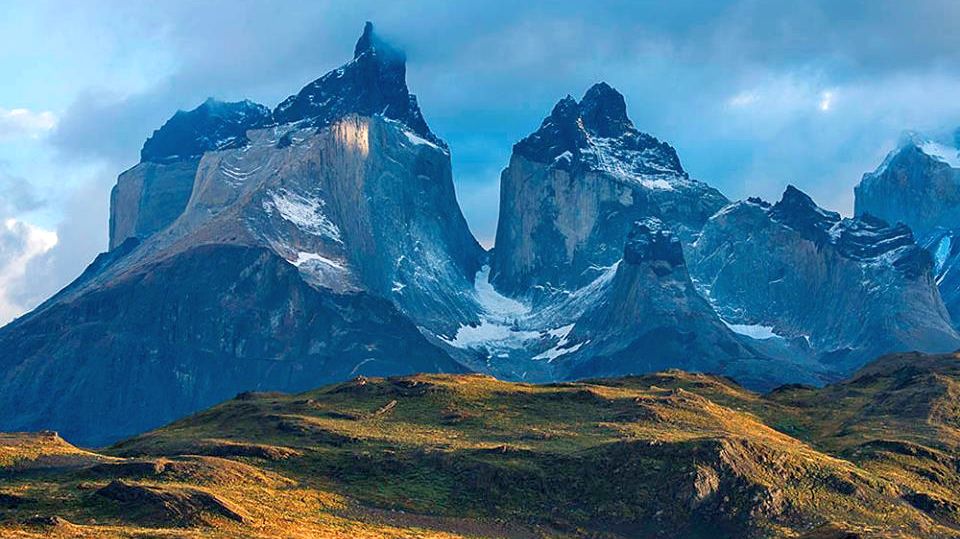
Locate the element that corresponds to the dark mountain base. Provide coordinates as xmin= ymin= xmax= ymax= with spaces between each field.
xmin=0 ymin=244 xmax=463 ymax=446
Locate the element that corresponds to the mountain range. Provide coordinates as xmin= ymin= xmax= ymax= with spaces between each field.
xmin=1 ymin=23 xmax=959 ymax=447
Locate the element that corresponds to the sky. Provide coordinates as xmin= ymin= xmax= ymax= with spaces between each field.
xmin=1 ymin=0 xmax=960 ymax=323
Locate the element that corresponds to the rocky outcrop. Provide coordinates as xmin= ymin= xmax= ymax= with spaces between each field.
xmin=109 ymin=99 xmax=272 ymax=249
xmin=855 ymin=133 xmax=960 ymax=240
xmin=273 ymin=21 xmax=439 ymax=146
xmin=96 ymin=479 xmax=247 ymax=526
xmin=140 ymin=99 xmax=273 ymax=164
xmin=552 ymin=219 xmax=815 ymax=390
xmin=109 ymin=159 xmax=199 ymax=250
xmin=490 ymin=82 xmax=727 ymax=298
xmin=689 ymin=185 xmax=960 ymax=373
xmin=855 ymin=132 xmax=960 ymax=325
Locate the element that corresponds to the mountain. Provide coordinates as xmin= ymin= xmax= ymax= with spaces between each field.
xmin=688 ymin=185 xmax=960 ymax=373
xmin=855 ymin=132 xmax=960 ymax=324
xmin=490 ymin=82 xmax=728 ymax=298
xmin=0 ymin=245 xmax=464 ymax=446
xmin=5 ymin=354 xmax=960 ymax=538
xmin=0 ymin=22 xmax=482 ymax=446
xmin=6 ymin=22 xmax=959 ymax=447
xmin=550 ymin=218 xmax=813 ymax=390
xmin=435 ymin=85 xmax=801 ymax=387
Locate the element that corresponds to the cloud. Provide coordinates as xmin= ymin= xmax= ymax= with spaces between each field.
xmin=818 ymin=91 xmax=835 ymax=112
xmin=0 ymin=108 xmax=57 ymax=140
xmin=0 ymin=171 xmax=45 ymax=215
xmin=50 ymin=89 xmax=171 ymax=165
xmin=0 ymin=218 xmax=58 ymax=324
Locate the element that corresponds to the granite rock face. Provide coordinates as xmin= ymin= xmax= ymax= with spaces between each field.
xmin=0 ymin=23 xmax=481 ymax=445
xmin=855 ymin=133 xmax=960 ymax=325
xmin=109 ymin=159 xmax=200 ymax=250
xmin=490 ymin=83 xmax=727 ymax=298
xmin=855 ymin=134 xmax=960 ymax=239
xmin=689 ymin=185 xmax=960 ymax=372
xmin=109 ymin=99 xmax=273 ymax=250
xmin=550 ymin=219 xmax=806 ymax=390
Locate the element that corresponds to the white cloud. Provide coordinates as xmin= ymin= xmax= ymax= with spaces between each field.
xmin=818 ymin=90 xmax=834 ymax=112
xmin=727 ymin=91 xmax=758 ymax=108
xmin=0 ymin=108 xmax=58 ymax=140
xmin=0 ymin=218 xmax=58 ymax=324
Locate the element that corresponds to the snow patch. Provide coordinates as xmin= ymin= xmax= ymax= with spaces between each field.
xmin=532 ymin=323 xmax=583 ymax=362
xmin=934 ymin=235 xmax=952 ymax=273
xmin=265 ymin=189 xmax=342 ymax=243
xmin=582 ymin=135 xmax=679 ymax=190
xmin=445 ymin=320 xmax=540 ymax=350
xmin=403 ymin=130 xmax=440 ymax=150
xmin=723 ymin=321 xmax=780 ymax=340
xmin=919 ymin=140 xmax=960 ymax=168
xmin=293 ymin=251 xmax=348 ymax=271
xmin=640 ymin=179 xmax=674 ymax=190
xmin=533 ymin=340 xmax=586 ymax=361
xmin=442 ymin=266 xmax=537 ymax=352
xmin=474 ymin=265 xmax=530 ymax=318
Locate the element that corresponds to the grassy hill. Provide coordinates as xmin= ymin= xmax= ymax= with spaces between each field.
xmin=3 ymin=352 xmax=960 ymax=538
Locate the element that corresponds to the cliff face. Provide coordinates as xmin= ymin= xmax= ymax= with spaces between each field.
xmin=490 ymin=83 xmax=728 ymax=299
xmin=0 ymin=23 xmax=481 ymax=445
xmin=855 ymin=134 xmax=960 ymax=325
xmin=855 ymin=136 xmax=960 ymax=239
xmin=92 ymin=24 xmax=484 ymax=335
xmin=548 ymin=219 xmax=815 ymax=390
xmin=109 ymin=99 xmax=273 ymax=250
xmin=689 ymin=186 xmax=960 ymax=372
xmin=109 ymin=159 xmax=199 ymax=250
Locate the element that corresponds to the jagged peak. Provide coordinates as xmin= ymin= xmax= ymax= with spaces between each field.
xmin=549 ymin=95 xmax=579 ymax=118
xmin=867 ymin=130 xmax=960 ymax=177
xmin=539 ymin=83 xmax=632 ymax=139
xmin=761 ymin=185 xmax=926 ymax=274
xmin=140 ymin=98 xmax=272 ymax=163
xmin=514 ymin=83 xmax=685 ymax=178
xmin=353 ymin=21 xmax=405 ymax=63
xmin=272 ymin=22 xmax=440 ymax=145
xmin=769 ymin=185 xmax=840 ymax=236
xmin=579 ymin=82 xmax=633 ymax=138
xmin=772 ymin=185 xmax=837 ymax=218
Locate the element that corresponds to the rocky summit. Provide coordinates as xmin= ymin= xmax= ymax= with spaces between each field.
xmin=491 ymin=82 xmax=727 ymax=297
xmin=550 ymin=218 xmax=804 ymax=391
xmin=689 ymin=185 xmax=960 ymax=373
xmin=1 ymin=22 xmax=959 ymax=450
xmin=855 ymin=131 xmax=960 ymax=325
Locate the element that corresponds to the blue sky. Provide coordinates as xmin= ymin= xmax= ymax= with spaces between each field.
xmin=1 ymin=0 xmax=960 ymax=322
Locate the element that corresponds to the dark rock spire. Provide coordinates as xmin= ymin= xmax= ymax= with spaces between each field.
xmin=273 ymin=22 xmax=440 ymax=145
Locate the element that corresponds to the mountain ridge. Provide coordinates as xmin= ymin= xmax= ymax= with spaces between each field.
xmin=4 ymin=352 xmax=960 ymax=537
xmin=1 ymin=22 xmax=958 ymax=448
